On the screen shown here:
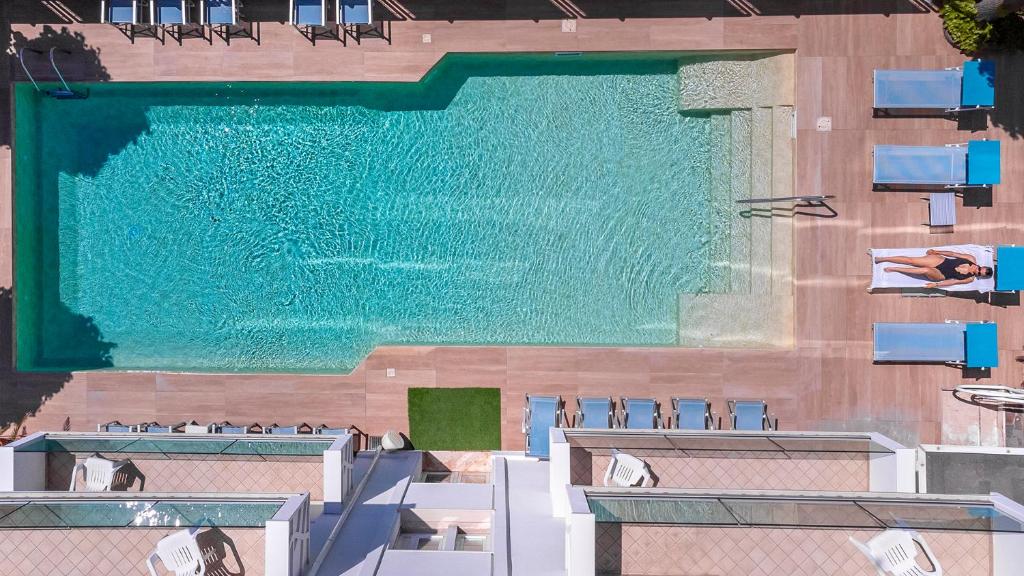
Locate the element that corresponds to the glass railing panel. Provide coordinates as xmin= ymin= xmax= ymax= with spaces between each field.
xmin=0 ymin=499 xmax=282 ymax=528
xmin=589 ymin=497 xmax=737 ymax=524
xmin=19 ymin=435 xmax=335 ymax=456
xmin=768 ymin=437 xmax=891 ymax=454
xmin=858 ymin=501 xmax=1024 ymax=533
xmin=720 ymin=499 xmax=881 ymax=528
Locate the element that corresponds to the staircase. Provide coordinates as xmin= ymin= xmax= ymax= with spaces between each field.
xmin=677 ymin=53 xmax=795 ymax=349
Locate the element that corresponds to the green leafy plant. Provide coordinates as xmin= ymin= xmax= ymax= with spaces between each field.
xmin=942 ymin=0 xmax=994 ymax=53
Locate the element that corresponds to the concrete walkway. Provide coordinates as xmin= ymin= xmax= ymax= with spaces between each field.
xmin=506 ymin=458 xmax=565 ymax=576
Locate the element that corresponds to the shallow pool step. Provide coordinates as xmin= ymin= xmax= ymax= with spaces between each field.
xmin=678 ymin=104 xmax=794 ymax=349
xmin=728 ymin=109 xmax=753 ymax=295
xmin=705 ymin=112 xmax=736 ymax=294
xmin=678 ymin=53 xmax=795 ymax=112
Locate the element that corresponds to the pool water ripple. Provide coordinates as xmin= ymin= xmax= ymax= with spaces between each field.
xmin=15 ymin=54 xmax=739 ymax=372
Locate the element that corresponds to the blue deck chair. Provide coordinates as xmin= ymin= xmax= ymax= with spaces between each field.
xmin=97 ymin=421 xmax=137 ymax=433
xmin=139 ymin=421 xmax=186 ymax=433
xmin=873 ymin=322 xmax=998 ymax=368
xmin=201 ymin=0 xmax=255 ymax=44
xmin=672 ymin=398 xmax=715 ymax=430
xmin=874 ymin=60 xmax=995 ymax=112
xmin=265 ymin=423 xmax=312 ymax=435
xmin=339 ymin=0 xmax=389 ymax=44
xmin=290 ymin=0 xmax=334 ymax=43
xmin=874 ymin=140 xmax=1000 ymax=189
xmin=728 ymin=400 xmax=774 ymax=431
xmin=522 ymin=395 xmax=564 ymax=459
xmin=314 ymin=425 xmax=349 ymax=436
xmin=153 ymin=0 xmax=204 ymax=44
xmin=574 ymin=397 xmax=614 ymax=429
xmin=619 ymin=397 xmax=662 ymax=429
xmin=102 ymin=0 xmax=157 ymax=42
xmin=102 ymin=0 xmax=138 ymax=24
xmin=216 ymin=421 xmax=254 ymax=434
xmin=996 ymin=246 xmax=1024 ymax=293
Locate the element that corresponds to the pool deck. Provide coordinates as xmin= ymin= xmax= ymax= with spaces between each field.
xmin=3 ymin=2 xmax=1024 ymax=449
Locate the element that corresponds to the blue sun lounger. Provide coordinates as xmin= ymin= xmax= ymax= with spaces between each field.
xmin=728 ymin=400 xmax=774 ymax=431
xmin=873 ymin=322 xmax=998 ymax=368
xmin=672 ymin=398 xmax=715 ymax=430
xmin=619 ymin=397 xmax=662 ymax=429
xmin=102 ymin=0 xmax=138 ymax=24
xmin=996 ymin=246 xmax=1024 ymax=293
xmin=874 ymin=140 xmax=1000 ymax=188
xmin=874 ymin=60 xmax=995 ymax=112
xmin=523 ymin=395 xmax=564 ymax=458
xmin=574 ymin=396 xmax=614 ymax=429
xmin=291 ymin=0 xmax=334 ymax=43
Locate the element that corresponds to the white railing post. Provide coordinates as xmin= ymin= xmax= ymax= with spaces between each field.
xmin=0 ymin=433 xmax=47 ymax=491
xmin=266 ymin=493 xmax=311 ymax=576
xmin=565 ymin=486 xmax=594 ymax=576
xmin=549 ymin=428 xmax=571 ymax=517
xmin=323 ymin=434 xmax=355 ymax=514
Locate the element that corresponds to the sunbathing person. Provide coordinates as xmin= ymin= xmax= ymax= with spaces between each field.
xmin=874 ymin=248 xmax=993 ymax=288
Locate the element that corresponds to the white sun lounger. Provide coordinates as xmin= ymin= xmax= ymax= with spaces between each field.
xmin=868 ymin=245 xmax=995 ymax=293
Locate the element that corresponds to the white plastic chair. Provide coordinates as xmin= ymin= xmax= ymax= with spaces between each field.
xmin=602 ymin=449 xmax=652 ymax=488
xmin=850 ymin=530 xmax=943 ymax=576
xmin=146 ymin=528 xmax=206 ymax=576
xmin=69 ymin=455 xmax=132 ymax=492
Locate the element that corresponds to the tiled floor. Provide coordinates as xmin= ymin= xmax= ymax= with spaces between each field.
xmin=2 ymin=4 xmax=1024 ymax=449
xmin=0 ymin=526 xmax=266 ymax=576
xmin=595 ymin=525 xmax=991 ymax=576
xmin=570 ymin=447 xmax=869 ymax=491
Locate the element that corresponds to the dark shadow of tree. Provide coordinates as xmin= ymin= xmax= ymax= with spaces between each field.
xmin=984 ymin=52 xmax=1024 ymax=139
xmin=0 ymin=287 xmax=115 ymax=433
xmin=1 ymin=25 xmax=111 ymax=148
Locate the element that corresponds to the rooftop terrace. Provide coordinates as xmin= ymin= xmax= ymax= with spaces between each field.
xmin=1 ymin=3 xmax=1024 ymax=459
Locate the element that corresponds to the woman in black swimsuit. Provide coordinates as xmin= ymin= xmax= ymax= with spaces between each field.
xmin=874 ymin=248 xmax=993 ymax=289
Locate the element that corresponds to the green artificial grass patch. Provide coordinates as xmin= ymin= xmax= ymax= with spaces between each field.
xmin=407 ymin=387 xmax=502 ymax=451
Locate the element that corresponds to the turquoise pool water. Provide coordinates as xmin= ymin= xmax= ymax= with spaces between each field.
xmin=15 ymin=53 xmax=733 ymax=373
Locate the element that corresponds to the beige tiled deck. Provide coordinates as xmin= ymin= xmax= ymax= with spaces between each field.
xmin=0 ymin=526 xmax=265 ymax=576
xmin=594 ymin=525 xmax=990 ymax=576
xmin=570 ymin=447 xmax=869 ymax=491
xmin=3 ymin=4 xmax=1024 ymax=449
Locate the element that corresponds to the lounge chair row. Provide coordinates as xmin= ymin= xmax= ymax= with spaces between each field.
xmin=101 ymin=0 xmax=386 ymax=45
xmin=97 ymin=420 xmax=349 ymax=435
xmin=522 ymin=395 xmax=776 ymax=458
xmin=872 ymin=60 xmax=1000 ymax=230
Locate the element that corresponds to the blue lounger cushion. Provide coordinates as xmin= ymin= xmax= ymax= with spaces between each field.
xmin=341 ymin=0 xmax=372 ymax=25
xmin=155 ymin=0 xmax=184 ymax=24
xmin=874 ymin=69 xmax=962 ymax=110
xmin=205 ymin=0 xmax=235 ymax=25
xmin=107 ymin=0 xmax=136 ymax=24
xmin=996 ymin=246 xmax=1024 ymax=292
xmin=578 ymin=397 xmax=612 ymax=429
xmin=967 ymin=140 xmax=1000 ymax=185
xmin=965 ymin=323 xmax=999 ymax=369
xmin=675 ymin=399 xmax=708 ymax=430
xmin=961 ymin=60 xmax=996 ymax=108
xmin=294 ymin=0 xmax=325 ymax=25
xmin=733 ymin=401 xmax=766 ymax=431
xmin=874 ymin=145 xmax=967 ymax=185
xmin=873 ymin=322 xmax=998 ymax=368
xmin=625 ymin=399 xmax=656 ymax=429
xmin=526 ymin=396 xmax=559 ymax=458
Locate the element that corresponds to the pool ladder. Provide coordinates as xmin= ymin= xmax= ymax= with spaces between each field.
xmin=17 ymin=47 xmax=88 ymax=100
xmin=736 ymin=195 xmax=834 ymax=204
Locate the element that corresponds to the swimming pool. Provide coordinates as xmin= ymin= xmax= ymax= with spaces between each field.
xmin=14 ymin=53 xmax=745 ymax=373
